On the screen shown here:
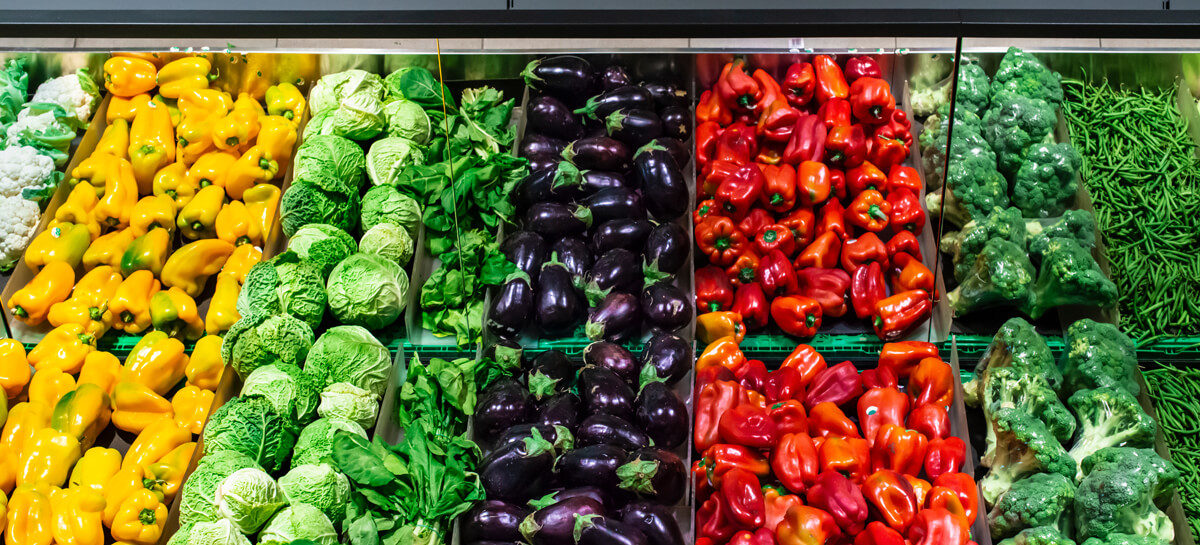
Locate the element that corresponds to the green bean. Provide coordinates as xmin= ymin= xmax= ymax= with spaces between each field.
xmin=1144 ymin=361 xmax=1200 ymax=528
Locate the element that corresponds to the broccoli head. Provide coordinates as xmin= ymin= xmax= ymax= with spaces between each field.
xmin=1081 ymin=535 xmax=1173 ymax=545
xmin=948 ymin=239 xmax=1036 ymax=315
xmin=941 ymin=207 xmax=1028 ymax=283
xmin=1028 ymin=209 xmax=1097 ymax=258
xmin=965 ymin=316 xmax=1060 ymax=408
xmin=989 ymin=472 xmax=1077 ymax=539
xmin=997 ymin=526 xmax=1078 ymax=545
xmin=919 ymin=105 xmax=991 ymax=191
xmin=980 ymin=407 xmax=1077 ymax=505
xmin=990 ymin=47 xmax=1065 ymax=105
xmin=1076 ymin=448 xmax=1180 ymax=542
xmin=1061 ymin=319 xmax=1139 ymax=396
xmin=982 ymin=90 xmax=1058 ymax=178
xmin=1012 ymin=143 xmax=1082 ymax=219
xmin=985 ymin=367 xmax=1077 ymax=445
xmin=1066 ymin=387 xmax=1157 ymax=481
xmin=929 ymin=153 xmax=1011 ymax=227
xmin=955 ymin=58 xmax=992 ymax=117
xmin=1021 ymin=238 xmax=1117 ymax=319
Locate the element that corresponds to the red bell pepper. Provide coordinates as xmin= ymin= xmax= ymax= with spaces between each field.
xmin=769 ymin=399 xmax=808 ymax=437
xmin=851 ymin=261 xmax=888 ymax=320
xmin=818 ymin=98 xmax=852 ymax=130
xmin=694 ymin=459 xmax=713 ymax=501
xmin=698 ymin=493 xmax=738 ymax=542
xmin=760 ymin=163 xmax=797 ymax=213
xmin=885 ymin=230 xmax=922 ymax=263
xmin=907 ymin=402 xmax=951 ymax=441
xmin=717 ymin=164 xmax=766 ymax=219
xmin=848 ymin=77 xmax=896 ymax=125
xmin=796 ymin=267 xmax=851 ymax=319
xmin=720 ymin=403 xmax=778 ymax=449
xmin=809 ymin=402 xmax=860 ymax=439
xmin=891 ymin=253 xmax=935 ymax=295
xmin=739 ymin=208 xmax=775 ymax=243
xmin=933 ymin=472 xmax=979 ymax=525
xmin=717 ymin=60 xmax=763 ymax=112
xmin=702 ymin=443 xmax=771 ymax=487
xmin=782 ymin=114 xmax=826 ymax=165
xmin=887 ymin=165 xmax=922 ymax=194
xmin=829 ymin=168 xmax=848 ymax=202
xmin=796 ymin=160 xmax=831 ymax=207
xmin=841 ymin=232 xmax=889 ymax=273
xmin=847 ymin=189 xmax=891 ymax=232
xmin=697 ymin=365 xmax=736 ymax=393
xmin=697 ymin=265 xmax=736 ymax=313
xmin=702 ymin=160 xmax=742 ymax=199
xmin=731 ymin=528 xmax=777 ymax=545
xmin=860 ymin=365 xmax=899 ymax=390
xmin=844 ymin=56 xmax=882 ymax=82
xmin=795 ymin=232 xmax=841 ymax=270
xmin=819 ymin=436 xmax=871 ymax=483
xmin=871 ymin=424 xmax=929 ymax=476
xmin=775 ymin=505 xmax=841 ymax=545
xmin=855 ymin=521 xmax=906 ymax=545
xmin=867 ymin=133 xmax=910 ymax=174
xmin=697 ymin=215 xmax=749 ymax=266
xmin=782 ymin=344 xmax=827 ymax=388
xmin=758 ymin=143 xmax=784 ymax=166
xmin=764 ymin=484 xmax=804 ymax=532
xmin=887 ymin=188 xmax=925 ymax=234
xmin=758 ymin=249 xmax=799 ymax=297
xmin=737 ymin=358 xmax=768 ymax=393
xmin=804 ymin=361 xmax=863 ymax=409
xmin=857 ymin=386 xmax=910 ymax=445
xmin=698 ymin=89 xmax=734 ymax=126
xmin=698 ymin=337 xmax=747 ymax=373
xmin=753 ymin=68 xmax=785 ymax=111
xmin=757 ymin=224 xmax=797 ymax=257
xmin=697 ymin=121 xmax=722 ymax=167
xmin=771 ymin=295 xmax=822 ymax=338
xmin=696 ymin=380 xmax=746 ymax=452
xmin=847 ymin=161 xmax=888 ymax=196
xmin=862 ymin=469 xmax=919 ymax=532
xmin=783 ymin=62 xmax=816 ymax=108
xmin=906 ymin=475 xmax=932 ymax=506
xmin=807 ymin=470 xmax=869 ymax=535
xmin=925 ymin=437 xmax=967 ymax=480
xmin=816 ymin=199 xmax=847 ymax=241
xmin=695 ymin=199 xmax=721 ymax=225
xmin=813 ymin=55 xmax=849 ymax=103
xmin=908 ymin=357 xmax=954 ymax=409
xmin=727 ymin=249 xmax=763 ymax=287
xmin=927 ymin=486 xmax=968 ymax=521
xmin=873 ymin=290 xmax=932 ymax=342
xmin=880 ymin=109 xmax=913 ymax=147
xmin=825 ymin=124 xmax=867 ymax=168
xmin=698 ymin=311 xmax=747 ymax=345
xmin=907 ymin=508 xmax=970 ymax=545
xmin=766 ymin=368 xmax=806 ymax=404
xmin=772 ymin=432 xmax=819 ymax=494
xmin=721 ymin=467 xmax=767 ymax=528
xmin=733 ymin=282 xmax=770 ymax=330
xmin=716 ymin=122 xmax=757 ymax=164
xmin=878 ymin=341 xmax=939 ymax=379
xmin=756 ymin=72 xmax=801 ymax=142
xmin=778 ymin=207 xmax=816 ymax=249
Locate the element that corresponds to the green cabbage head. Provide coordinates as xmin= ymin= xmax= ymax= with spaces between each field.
xmin=359 ymin=222 xmax=414 ymax=267
xmin=178 ymin=451 xmax=261 ymax=526
xmin=241 ymin=364 xmax=321 ymax=424
xmin=202 ymin=395 xmax=296 ymax=473
xmin=293 ymin=134 xmax=366 ymax=191
xmin=292 ymin=417 xmax=368 ymax=467
xmin=326 ymin=253 xmax=409 ymax=330
xmin=287 ymin=224 xmax=357 ymax=278
xmin=305 ymin=325 xmax=392 ymax=396
xmin=360 ymin=184 xmax=421 ymax=235
xmin=383 ymin=98 xmax=431 ymax=144
xmin=366 ymin=136 xmax=425 ymax=186
xmin=214 ymin=467 xmax=287 ymax=534
xmin=277 ymin=463 xmax=351 ymax=524
xmin=186 ymin=519 xmax=251 ymax=545
xmin=258 ymin=504 xmax=338 ymax=545
xmin=308 ymin=70 xmax=385 ymax=141
xmin=317 ymin=382 xmax=380 ymax=428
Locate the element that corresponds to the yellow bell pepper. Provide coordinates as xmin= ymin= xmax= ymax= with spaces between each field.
xmin=0 ymin=444 xmax=16 ymax=494
xmin=93 ymin=158 xmax=139 ymax=229
xmin=186 ymin=335 xmax=224 ymax=391
xmin=178 ymin=88 xmax=232 ymax=119
xmin=151 ymin=162 xmax=196 ymax=209
xmin=266 ymin=82 xmax=306 ymax=123
xmin=6 ymin=484 xmax=52 ymax=545
xmin=119 ymin=227 xmax=171 ymax=278
xmin=186 ymin=150 xmax=238 ymax=190
xmin=214 ymin=201 xmax=261 ymax=247
xmin=50 ymin=487 xmax=105 ymax=545
xmin=7 ymin=261 xmax=75 ymax=325
xmin=204 ymin=274 xmax=241 ymax=337
xmin=161 ymin=239 xmax=236 ymax=298
xmin=110 ymin=382 xmax=172 ymax=434
xmin=243 ymin=182 xmax=281 ymax=243
xmin=0 ymin=340 xmax=31 ymax=399
xmin=77 ymin=352 xmax=121 ymax=396
xmin=103 ymin=57 xmax=156 ymax=98
xmin=211 ymin=108 xmax=260 ymax=152
xmin=71 ymin=154 xmax=117 ymax=188
xmin=54 ymin=182 xmax=100 ymax=237
xmin=145 ymin=442 xmax=194 ymax=502
xmin=257 ymin=115 xmax=297 ymax=174
xmin=170 ymin=386 xmax=213 ymax=435
xmin=18 ymin=427 xmax=81 ymax=487
xmin=47 ymin=265 xmax=123 ymax=338
xmin=224 ymin=145 xmax=279 ymax=200
xmin=24 ymin=223 xmax=91 ymax=271
xmin=95 ymin=119 xmax=130 ymax=160
xmin=233 ymin=92 xmax=266 ymax=116
xmin=220 ymin=243 xmax=262 ymax=284
xmin=148 ymin=288 xmax=204 ymax=341
xmin=175 ymin=111 xmax=219 ymax=165
xmin=109 ymin=271 xmax=160 ymax=335
xmin=156 ymin=57 xmax=216 ymax=100
xmin=81 ymin=227 xmax=136 ymax=271
xmin=112 ymin=52 xmax=164 ymax=67
xmin=68 ymin=448 xmax=121 ymax=494
xmin=123 ymin=417 xmax=191 ymax=473
xmin=0 ymin=403 xmax=50 ymax=458
xmin=28 ymin=369 xmax=75 ymax=410
xmin=128 ymin=101 xmax=176 ymax=195
xmin=128 ymin=195 xmax=176 ymax=237
xmin=110 ymin=489 xmax=165 ymax=545
xmin=106 ymin=94 xmax=152 ymax=125
xmin=27 ymin=325 xmax=95 ymax=375
xmin=121 ymin=333 xmax=187 ymax=396
xmin=176 ymin=184 xmax=226 ymax=239
xmin=51 ymin=383 xmax=111 ymax=451
xmin=153 ymin=94 xmax=181 ymax=127
xmin=102 ymin=466 xmax=165 ymax=527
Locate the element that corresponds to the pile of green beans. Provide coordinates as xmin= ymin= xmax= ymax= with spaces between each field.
xmin=1143 ymin=362 xmax=1200 ymax=537
xmin=1061 ymin=79 xmax=1200 ymax=344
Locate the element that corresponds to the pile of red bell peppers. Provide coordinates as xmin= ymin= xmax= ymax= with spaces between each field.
xmin=694 ymin=56 xmax=936 ymax=342
xmin=693 ymin=336 xmax=978 ymax=545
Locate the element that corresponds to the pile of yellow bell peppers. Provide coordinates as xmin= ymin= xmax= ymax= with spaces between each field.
xmin=8 ymin=52 xmax=305 ymax=343
xmin=0 ymin=323 xmax=224 ymax=544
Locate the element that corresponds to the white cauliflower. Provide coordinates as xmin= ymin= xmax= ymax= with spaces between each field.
xmin=0 ymin=145 xmax=54 ymax=199
xmin=0 ymin=195 xmax=41 ymax=271
xmin=24 ymin=69 xmax=100 ymax=129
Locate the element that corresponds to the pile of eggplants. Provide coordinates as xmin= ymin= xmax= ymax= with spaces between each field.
xmin=465 ymin=336 xmax=692 ymax=545
xmin=487 ymin=56 xmax=694 ymax=343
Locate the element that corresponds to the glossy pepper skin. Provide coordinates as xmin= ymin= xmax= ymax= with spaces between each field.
xmin=51 ymin=382 xmax=112 ymax=451
xmin=696 ymin=215 xmax=749 ymax=267
xmin=702 ymin=443 xmax=771 ymax=488
xmin=7 ymin=484 xmax=54 ymax=545
xmin=25 ymin=223 xmax=91 ymax=272
xmin=29 ymin=366 xmax=75 ymax=410
xmin=205 ymin=274 xmax=241 ymax=335
xmin=69 ymin=447 xmax=121 ymax=494
xmin=0 ymin=339 xmax=31 ymax=398
xmin=908 ymin=357 xmax=954 ymax=409
xmin=907 ymin=507 xmax=970 ymax=545
xmin=720 ymin=403 xmax=777 ymax=449
xmin=855 ymin=521 xmax=906 ymax=545
xmin=27 ymin=323 xmax=95 ymax=374
xmin=887 ymin=188 xmax=925 ymax=234
xmin=697 ymin=89 xmax=734 ymax=126
xmin=721 ymin=468 xmax=766 ymax=528
xmin=697 ymin=265 xmax=736 ymax=313
xmin=96 ymin=117 xmax=131 ymax=159
xmin=907 ymin=403 xmax=951 ymax=441
xmin=110 ymin=270 xmax=160 ymax=334
xmin=847 ymin=189 xmax=891 ymax=232
xmin=755 ymin=224 xmax=796 ymax=260
xmin=809 ymin=402 xmax=861 ymax=439
xmin=879 ymin=341 xmax=939 ymax=379
xmin=186 ymin=334 xmax=225 ymax=390
xmin=776 ymin=504 xmax=841 ymax=545
xmin=763 ymin=485 xmax=804 ymax=532
xmin=257 ymin=116 xmax=297 ymax=173
xmin=242 ymin=183 xmax=281 ymax=242
xmin=805 ymin=361 xmax=864 ymax=409
xmin=795 ymin=232 xmax=841 ymax=271
xmin=863 ymin=469 xmax=920 ymax=532
xmin=128 ymin=195 xmax=177 ymax=238
xmin=870 ymin=424 xmax=928 ymax=476
xmin=738 ymin=209 xmax=774 ymax=243
xmin=177 ymin=184 xmax=226 ymax=239
xmin=128 ymin=100 xmax=176 ymax=194
xmin=858 ymin=387 xmax=910 ymax=446
xmin=783 ymin=114 xmax=826 ymax=166
xmin=717 ymin=164 xmax=766 ymax=219
xmin=932 ymin=473 xmax=978 ymax=525
xmin=808 ymin=470 xmax=869 ymax=535
xmin=781 ymin=344 xmax=827 ymax=387
xmin=886 ymin=231 xmax=922 ymax=264
xmin=696 ymin=121 xmax=721 ymax=168
xmin=146 ymin=442 xmax=195 ymax=501
xmin=842 ymin=232 xmax=889 ymax=274
xmin=760 ymin=163 xmax=797 ymax=213
xmin=796 ymin=268 xmax=851 ymax=319
xmin=891 ymin=253 xmax=935 ymax=295
xmin=825 ymin=124 xmax=867 ymax=169
xmin=3 ymin=402 xmax=51 ymax=459
xmin=48 ymin=265 xmax=123 ymax=337
xmin=758 ymin=249 xmax=799 ymax=298
xmin=695 ymin=380 xmax=746 ymax=452
xmin=110 ymin=382 xmax=173 ymax=434
xmin=726 ymin=249 xmax=762 ymax=287
xmin=18 ymin=427 xmax=82 ymax=487
xmin=818 ymin=98 xmax=852 ymax=131
xmin=795 ymin=160 xmax=831 ymax=207
xmin=187 ymin=151 xmax=238 ymax=189
xmin=266 ymin=82 xmax=306 ymax=122
xmin=225 ymin=146 xmax=279 ymax=200
xmin=816 ymin=199 xmax=847 ymax=241
xmin=103 ymin=57 xmax=156 ymax=97
xmin=152 ymin=162 xmax=196 ymax=209
xmin=847 ymin=161 xmax=888 ymax=196
xmin=860 ymin=365 xmax=899 ymax=390
xmin=149 ymin=287 xmax=204 ymax=341
xmin=755 ymin=70 xmax=801 ymax=142
xmin=924 ymin=437 xmax=966 ymax=480
xmin=697 ymin=337 xmax=746 ymax=374
xmin=851 ymin=262 xmax=887 ymax=321
xmin=8 ymin=262 xmax=75 ymax=325
xmin=778 ymin=208 xmax=816 ymax=250
xmin=873 ymin=290 xmax=932 ymax=342
xmin=51 ymin=487 xmax=106 ymax=545
xmin=771 ymin=432 xmax=819 ymax=494
xmin=715 ymin=123 xmax=756 ymax=165
xmin=813 ymin=55 xmax=849 ymax=103
xmin=698 ymin=493 xmax=737 ymax=542
xmin=845 ymin=56 xmax=883 ymax=81
xmin=123 ymin=416 xmax=191 ymax=472
xmin=698 ymin=312 xmax=747 ymax=345
xmin=848 ymin=77 xmax=896 ymax=125
xmin=772 ymin=296 xmax=822 ymax=338
xmin=82 ymin=227 xmax=135 ymax=271
xmin=55 ymin=183 xmax=102 ymax=239
xmin=122 ymin=331 xmax=189 ymax=396
xmin=111 ymin=489 xmax=167 ymax=544
xmin=733 ymin=283 xmax=770 ymax=331
xmin=78 ymin=351 xmax=121 ymax=395
xmin=214 ymin=201 xmax=262 ymax=247
xmin=161 ymin=239 xmax=236 ymax=298
xmin=868 ymin=132 xmax=910 ymax=174
xmin=717 ymin=61 xmax=763 ymax=112
xmin=887 ymin=165 xmax=922 ymax=194
xmin=155 ymin=57 xmax=216 ymax=99
xmin=783 ymin=62 xmax=816 ymax=108
xmin=119 ymin=227 xmax=171 ymax=278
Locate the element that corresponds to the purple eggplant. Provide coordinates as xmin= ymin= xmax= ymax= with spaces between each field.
xmin=592 ymin=219 xmax=653 ymax=255
xmin=650 ymin=137 xmax=690 ymax=171
xmin=537 ymin=392 xmax=582 ymax=430
xmin=583 ymin=341 xmax=640 ymax=386
xmin=641 ymin=82 xmax=689 ymax=111
xmin=487 ymin=271 xmax=534 ymax=340
xmin=465 ymin=542 xmax=523 ymax=545
xmin=605 ymin=109 xmax=663 ymax=148
xmin=584 ymin=248 xmax=641 ymax=305
xmin=550 ymin=168 xmax=629 ymax=202
xmin=528 ymin=350 xmax=577 ymax=400
xmin=574 ymin=515 xmax=650 ymax=545
xmin=528 ymin=154 xmax=562 ymax=173
xmin=528 ymin=95 xmax=585 ymax=141
xmin=517 ymin=168 xmax=559 ymax=212
xmin=528 ymin=487 xmax=609 ymax=510
xmin=476 ymin=377 xmax=532 ymax=442
xmin=556 ymin=444 xmax=626 ymax=492
xmin=619 ymin=503 xmax=685 ymax=545
xmin=577 ymin=414 xmax=651 ymax=450
xmin=583 ymin=187 xmax=645 ymax=223
xmin=635 ymin=382 xmax=688 ymax=450
xmin=480 ymin=428 xmax=556 ymax=501
xmin=536 ymin=256 xmax=585 ymax=337
xmin=523 ymin=56 xmax=593 ymax=100
xmin=638 ymin=332 xmax=690 ymax=388
xmin=616 ymin=447 xmax=686 ymax=504
xmin=640 ymin=282 xmax=691 ymax=332
xmin=562 ymin=136 xmax=630 ymax=172
xmin=586 ymin=292 xmax=641 ymax=342
xmin=643 ymin=222 xmax=689 ymax=281
xmin=658 ymin=106 xmax=690 ymax=141
xmin=634 ymin=141 xmax=689 ymax=222
xmin=501 ymin=230 xmax=548 ymax=284
xmin=496 ymin=423 xmax=575 ymax=452
xmin=550 ymin=237 xmax=592 ymax=281
xmin=526 ymin=203 xmax=592 ymax=238
xmin=521 ymin=133 xmax=569 ymax=159
xmin=462 ymin=501 xmax=531 ymax=544
xmin=579 ymin=365 xmax=636 ymax=419
xmin=574 ymin=85 xmax=654 ymax=122
xmin=601 ymin=65 xmax=633 ymax=91
xmin=485 ymin=340 xmax=525 ymax=372
xmin=520 ymin=496 xmax=605 ymax=545
xmin=583 ymin=170 xmax=630 ymax=191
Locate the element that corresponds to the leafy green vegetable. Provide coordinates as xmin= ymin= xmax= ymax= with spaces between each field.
xmin=326 ymin=253 xmax=410 ymax=330
xmin=292 ymin=417 xmax=368 ymax=468
xmin=202 ymin=395 xmax=297 ymax=473
xmin=179 ymin=451 xmax=262 ymax=526
xmin=287 ymin=224 xmax=358 ymax=278
xmin=237 ymin=251 xmax=328 ymax=330
xmin=383 ymin=67 xmax=455 ymax=112
xmin=277 ymin=463 xmax=352 ymax=524
xmin=317 ymin=382 xmax=381 ymax=428
xmin=294 ymin=134 xmax=367 ymax=191
xmin=280 ymin=173 xmax=361 ymax=237
xmin=358 ymin=223 xmax=414 ymax=267
xmin=418 ymin=230 xmax=517 ymax=346
xmin=360 ymin=184 xmax=421 ymax=235
xmin=214 ymin=467 xmax=288 ymax=534
xmin=309 ymin=70 xmax=385 ymax=141
xmin=258 ymin=504 xmax=338 ymax=545
xmin=304 ymin=325 xmax=393 ymax=396
xmin=382 ymin=98 xmax=432 ymax=145
xmin=221 ymin=312 xmax=314 ymax=380
xmin=241 ymin=364 xmax=321 ymax=425
xmin=182 ymin=519 xmax=251 ymax=545
xmin=366 ymin=136 xmax=425 ymax=187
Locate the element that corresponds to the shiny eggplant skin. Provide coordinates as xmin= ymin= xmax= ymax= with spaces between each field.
xmin=658 ymin=106 xmax=691 ymax=141
xmin=638 ymin=332 xmax=690 ymax=387
xmin=520 ymin=133 xmax=568 ymax=158
xmin=549 ymin=168 xmax=628 ymax=202
xmin=583 ymin=248 xmax=641 ymax=305
xmin=576 ymin=86 xmax=655 ymax=121
xmin=583 ymin=170 xmax=630 ymax=192
xmin=641 ymin=82 xmax=688 ymax=111
xmin=528 ymin=154 xmax=562 ymax=173
xmin=501 ymin=231 xmax=548 ymax=284
xmin=576 ymin=517 xmax=650 ymax=545
xmin=592 ymin=219 xmax=654 ymax=255
xmin=484 ymin=340 xmax=525 ymax=372
xmin=583 ymin=341 xmax=640 ymax=386
xmin=643 ymin=222 xmax=689 ymax=280
xmin=650 ymin=137 xmax=690 ymax=171
xmin=578 ymin=365 xmax=637 ymax=419
xmin=520 ymin=497 xmax=605 ymax=545
xmin=528 ymin=350 xmax=577 ymax=400
xmin=536 ymin=392 xmax=581 ymax=430
xmin=527 ymin=95 xmax=584 ymax=141
xmin=563 ymin=136 xmax=631 ymax=172
xmin=486 ymin=271 xmax=535 ymax=340
xmin=549 ymin=237 xmax=592 ymax=280
xmin=538 ymin=487 xmax=608 ymax=509
xmin=601 ymin=65 xmax=633 ymax=91
xmin=605 ymin=109 xmax=663 ymax=148
xmin=475 ymin=377 xmax=532 ymax=442
xmin=461 ymin=501 xmax=530 ymax=544
xmin=583 ymin=187 xmax=645 ymax=223
xmin=635 ymin=382 xmax=688 ymax=449
xmin=525 ymin=202 xmax=592 ymax=237
xmin=619 ymin=503 xmax=685 ymax=545
xmin=516 ymin=168 xmax=558 ymax=212
xmin=556 ymin=444 xmax=627 ymax=492
xmin=634 ymin=143 xmax=689 ymax=222
xmin=577 ymin=414 xmax=651 ymax=450
xmin=523 ymin=56 xmax=593 ymax=100
xmin=536 ymin=259 xmax=584 ymax=337
xmin=480 ymin=433 xmax=556 ymax=502
xmin=617 ymin=447 xmax=687 ymax=504
xmin=640 ymin=281 xmax=692 ymax=332
xmin=585 ymin=292 xmax=641 ymax=342
xmin=496 ymin=423 xmax=574 ymax=452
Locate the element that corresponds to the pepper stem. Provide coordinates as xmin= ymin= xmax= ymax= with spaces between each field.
xmin=715 ymin=238 xmax=730 ymax=251
xmin=869 ymin=204 xmax=888 ymax=221
xmin=709 ymin=302 xmax=722 ymax=313
xmin=806 ymin=314 xmax=816 ymax=328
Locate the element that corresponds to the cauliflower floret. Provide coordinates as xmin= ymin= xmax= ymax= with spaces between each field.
xmin=24 ymin=69 xmax=99 ymax=129
xmin=0 ymin=195 xmax=41 ymax=271
xmin=0 ymin=146 xmax=55 ymax=199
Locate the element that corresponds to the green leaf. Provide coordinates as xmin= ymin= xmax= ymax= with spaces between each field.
xmin=332 ymin=431 xmax=395 ymax=487
xmin=616 ymin=458 xmax=660 ymax=495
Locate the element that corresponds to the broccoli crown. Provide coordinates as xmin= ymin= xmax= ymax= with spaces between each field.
xmin=1081 ymin=534 xmax=1173 ymax=545
xmin=919 ymin=105 xmax=992 ymax=191
xmin=989 ymin=473 xmax=1077 ymax=539
xmin=965 ymin=316 xmax=1060 ymax=406
xmin=1076 ymin=448 xmax=1180 ymax=542
xmin=1061 ymin=319 xmax=1139 ymax=396
xmin=1066 ymin=387 xmax=1158 ymax=482
xmin=985 ymin=367 xmax=1076 ymax=445
xmin=998 ymin=526 xmax=1079 ymax=545
xmin=941 ymin=154 xmax=1011 ymax=227
xmin=981 ymin=407 xmax=1077 ymax=504
xmin=946 ymin=207 xmax=1028 ymax=282
xmin=991 ymin=47 xmax=1065 ymax=105
xmin=949 ymin=238 xmax=1035 ymax=315
xmin=982 ymin=90 xmax=1058 ymax=178
xmin=1022 ymin=238 xmax=1118 ymax=319
xmin=1012 ymin=143 xmax=1082 ymax=219
xmin=1028 ymin=209 xmax=1097 ymax=258
xmin=956 ymin=59 xmax=992 ymax=117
